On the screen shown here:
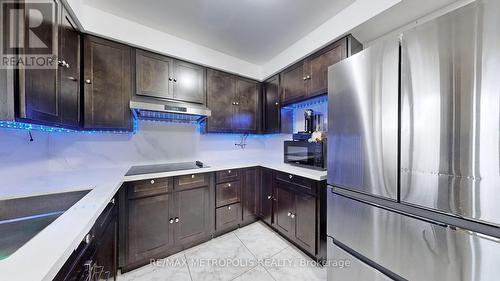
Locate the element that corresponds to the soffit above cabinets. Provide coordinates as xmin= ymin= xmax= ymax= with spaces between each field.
xmin=83 ymin=0 xmax=355 ymax=65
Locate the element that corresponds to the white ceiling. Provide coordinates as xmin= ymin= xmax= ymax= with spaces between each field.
xmin=83 ymin=0 xmax=355 ymax=65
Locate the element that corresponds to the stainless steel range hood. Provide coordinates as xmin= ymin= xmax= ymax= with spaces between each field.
xmin=130 ymin=96 xmax=211 ymax=123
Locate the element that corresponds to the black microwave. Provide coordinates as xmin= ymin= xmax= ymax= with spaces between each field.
xmin=284 ymin=140 xmax=327 ymax=170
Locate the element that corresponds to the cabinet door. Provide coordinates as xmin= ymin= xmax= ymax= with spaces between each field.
xmin=127 ymin=194 xmax=174 ymax=265
xmin=173 ymin=60 xmax=206 ymax=104
xmin=83 ymin=36 xmax=132 ymax=130
xmin=260 ymin=168 xmax=273 ymax=225
xmin=136 ymin=50 xmax=173 ymax=100
xmin=308 ymin=39 xmax=346 ymax=97
xmin=22 ymin=0 xmax=60 ymax=124
xmin=263 ymin=75 xmax=280 ymax=133
xmin=294 ymin=192 xmax=316 ymax=255
xmin=235 ymin=78 xmax=259 ymax=133
xmin=174 ymin=186 xmax=211 ymax=246
xmin=273 ymin=184 xmax=294 ymax=237
xmin=281 ymin=61 xmax=307 ymax=105
xmin=95 ymin=204 xmax=117 ymax=279
xmin=206 ymin=69 xmax=235 ymax=132
xmin=242 ymin=168 xmax=260 ymax=222
xmin=58 ymin=8 xmax=80 ymax=127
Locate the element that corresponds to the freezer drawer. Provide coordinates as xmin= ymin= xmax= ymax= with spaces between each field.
xmin=327 ymin=237 xmax=393 ymax=281
xmin=328 ymin=192 xmax=500 ymax=281
xmin=327 ymin=37 xmax=399 ymax=200
xmin=401 ymin=0 xmax=500 ymax=226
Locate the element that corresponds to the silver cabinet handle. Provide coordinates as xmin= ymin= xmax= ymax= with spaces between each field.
xmin=67 ymin=76 xmax=77 ymax=81
xmin=110 ymin=198 xmax=115 ymax=205
xmin=291 ymin=213 xmax=295 ymax=218
xmin=275 ymin=102 xmax=279 ymax=106
xmin=306 ymin=75 xmax=311 ymax=79
xmin=150 ymin=180 xmax=155 ymax=184
xmin=191 ymin=174 xmax=195 ymax=179
xmin=169 ymin=77 xmax=173 ymax=81
xmin=228 ymin=170 xmax=231 ymax=174
xmin=84 ymin=233 xmax=92 ymax=244
xmin=169 ymin=218 xmax=174 ymax=224
xmin=227 ymin=183 xmax=232 ymax=187
xmin=228 ymin=206 xmax=232 ymax=210
xmin=85 ymin=79 xmax=91 ymax=84
xmin=289 ymin=175 xmax=293 ymax=179
xmin=175 ymin=217 xmax=179 ymax=223
xmin=303 ymin=76 xmax=307 ymax=80
xmin=173 ymin=78 xmax=177 ymax=82
xmin=287 ymin=212 xmax=292 ymax=217
xmin=267 ymin=195 xmax=272 ymax=200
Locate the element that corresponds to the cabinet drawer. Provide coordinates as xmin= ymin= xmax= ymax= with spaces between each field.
xmin=174 ymin=173 xmax=210 ymax=191
xmin=128 ymin=178 xmax=173 ymax=199
xmin=216 ymin=169 xmax=240 ymax=183
xmin=216 ymin=203 xmax=241 ymax=230
xmin=275 ymin=172 xmax=316 ymax=196
xmin=216 ymin=181 xmax=241 ymax=207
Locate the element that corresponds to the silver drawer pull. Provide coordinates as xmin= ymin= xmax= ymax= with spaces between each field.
xmin=267 ymin=195 xmax=272 ymax=200
xmin=287 ymin=212 xmax=292 ymax=217
xmin=228 ymin=183 xmax=232 ymax=187
xmin=228 ymin=170 xmax=232 ymax=174
xmin=150 ymin=180 xmax=155 ymax=184
xmin=291 ymin=213 xmax=295 ymax=219
xmin=228 ymin=206 xmax=232 ymax=210
xmin=289 ymin=175 xmax=293 ymax=179
xmin=169 ymin=218 xmax=174 ymax=224
xmin=191 ymin=175 xmax=195 ymax=179
xmin=175 ymin=217 xmax=180 ymax=223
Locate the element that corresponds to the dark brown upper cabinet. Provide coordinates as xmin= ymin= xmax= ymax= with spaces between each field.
xmin=234 ymin=77 xmax=260 ymax=133
xmin=263 ymin=75 xmax=280 ymax=133
xmin=173 ymin=60 xmax=206 ymax=104
xmin=206 ymin=69 xmax=235 ymax=132
xmin=136 ymin=50 xmax=173 ymax=100
xmin=19 ymin=2 xmax=81 ymax=128
xmin=135 ymin=50 xmax=206 ymax=104
xmin=280 ymin=35 xmax=362 ymax=105
xmin=83 ymin=36 xmax=133 ymax=131
xmin=242 ymin=167 xmax=260 ymax=223
xmin=206 ymin=69 xmax=260 ymax=133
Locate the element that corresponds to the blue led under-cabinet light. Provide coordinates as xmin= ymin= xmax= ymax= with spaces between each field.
xmin=282 ymin=95 xmax=328 ymax=109
xmin=0 ymin=119 xmax=139 ymax=134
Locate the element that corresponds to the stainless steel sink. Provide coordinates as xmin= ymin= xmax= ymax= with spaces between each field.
xmin=0 ymin=189 xmax=91 ymax=260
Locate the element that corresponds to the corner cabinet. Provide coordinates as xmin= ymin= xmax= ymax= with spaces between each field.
xmin=83 ymin=36 xmax=133 ymax=131
xmin=280 ymin=35 xmax=362 ymax=105
xmin=262 ymin=75 xmax=280 ymax=133
xmin=206 ymin=69 xmax=260 ymax=133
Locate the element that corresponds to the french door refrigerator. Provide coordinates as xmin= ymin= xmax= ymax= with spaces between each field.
xmin=326 ymin=1 xmax=500 ymax=280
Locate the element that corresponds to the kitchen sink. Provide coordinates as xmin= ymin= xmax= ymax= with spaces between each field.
xmin=0 ymin=189 xmax=91 ymax=260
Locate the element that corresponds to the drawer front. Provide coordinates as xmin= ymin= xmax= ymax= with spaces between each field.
xmin=128 ymin=178 xmax=173 ymax=199
xmin=216 ymin=181 xmax=241 ymax=207
xmin=275 ymin=171 xmax=316 ymax=196
xmin=174 ymin=173 xmax=210 ymax=191
xmin=216 ymin=169 xmax=240 ymax=183
xmin=216 ymin=203 xmax=241 ymax=230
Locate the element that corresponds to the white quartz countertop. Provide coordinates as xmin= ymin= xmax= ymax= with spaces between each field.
xmin=0 ymin=161 xmax=326 ymax=281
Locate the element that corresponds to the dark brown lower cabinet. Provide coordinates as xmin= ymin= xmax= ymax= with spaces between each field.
xmin=127 ymin=193 xmax=175 ymax=267
xmin=216 ymin=202 xmax=241 ymax=231
xmin=273 ymin=184 xmax=295 ymax=236
xmin=242 ymin=167 xmax=260 ymax=223
xmin=122 ymin=174 xmax=213 ymax=272
xmin=174 ymin=186 xmax=211 ymax=246
xmin=272 ymin=178 xmax=322 ymax=258
xmin=260 ymin=168 xmax=273 ymax=225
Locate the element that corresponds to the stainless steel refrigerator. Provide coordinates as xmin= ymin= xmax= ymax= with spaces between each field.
xmin=326 ymin=0 xmax=500 ymax=280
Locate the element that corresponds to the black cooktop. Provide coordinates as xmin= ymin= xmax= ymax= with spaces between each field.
xmin=126 ymin=161 xmax=207 ymax=176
